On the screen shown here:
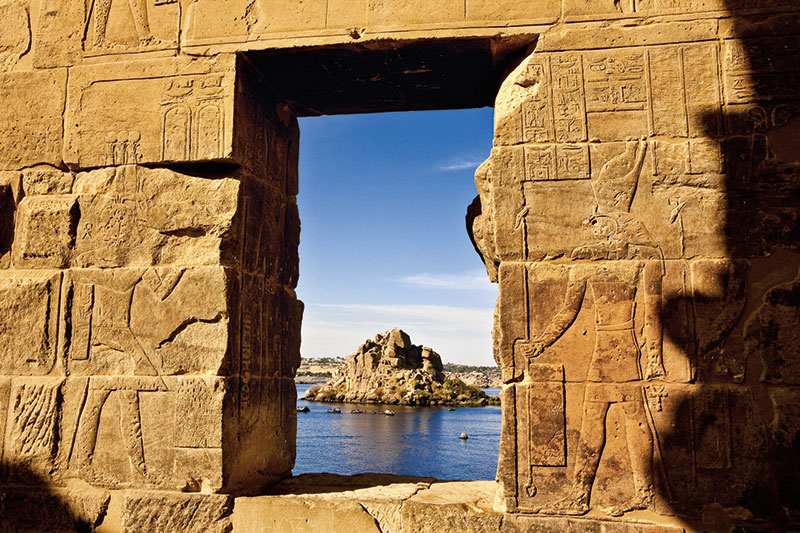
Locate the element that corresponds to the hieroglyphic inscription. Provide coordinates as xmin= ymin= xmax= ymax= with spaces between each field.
xmin=723 ymin=38 xmax=800 ymax=105
xmin=522 ymin=57 xmax=588 ymax=144
xmin=161 ymin=75 xmax=226 ymax=161
xmin=551 ymin=55 xmax=588 ymax=143
xmin=584 ymin=52 xmax=647 ymax=112
xmin=522 ymin=45 xmax=724 ymax=142
xmin=524 ymin=145 xmax=590 ymax=181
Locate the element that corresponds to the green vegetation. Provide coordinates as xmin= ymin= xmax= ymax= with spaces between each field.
xmin=306 ymin=374 xmax=500 ymax=406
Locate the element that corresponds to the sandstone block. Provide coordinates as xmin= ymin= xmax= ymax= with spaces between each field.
xmin=3 ymin=377 xmax=65 ymax=479
xmin=502 ymin=515 xmax=684 ymax=532
xmin=401 ymin=481 xmax=503 ymax=533
xmin=563 ymin=0 xmax=796 ymax=21
xmin=13 ymin=195 xmax=79 ymax=269
xmin=71 ymin=166 xmax=240 ymax=268
xmin=234 ymin=473 xmax=432 ymax=533
xmin=0 ymin=69 xmax=66 ymax=170
xmin=63 ymin=266 xmax=233 ymax=377
xmin=22 ymin=168 xmax=75 ymax=196
xmin=65 ymin=56 xmax=236 ymax=169
xmin=234 ymin=497 xmax=382 ymax=533
xmin=34 ymin=0 xmax=179 ymax=68
xmin=0 ymin=484 xmax=110 ymax=533
xmin=0 ymin=271 xmax=61 ymax=376
xmin=0 ymin=0 xmax=30 ymax=73
xmin=466 ymin=0 xmax=559 ymax=23
xmin=121 ymin=491 xmax=232 ymax=533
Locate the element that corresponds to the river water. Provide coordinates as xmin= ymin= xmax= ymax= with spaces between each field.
xmin=294 ymin=384 xmax=502 ymax=480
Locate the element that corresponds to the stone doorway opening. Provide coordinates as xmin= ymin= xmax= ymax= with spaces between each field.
xmin=292 ymin=108 xmax=498 ymax=480
xmin=244 ymin=36 xmax=534 ymax=480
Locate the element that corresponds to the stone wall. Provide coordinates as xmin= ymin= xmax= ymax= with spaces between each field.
xmin=0 ymin=0 xmax=797 ymax=531
xmin=469 ymin=3 xmax=800 ymax=530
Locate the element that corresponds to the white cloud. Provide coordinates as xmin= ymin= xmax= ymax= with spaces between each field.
xmin=301 ymin=303 xmax=496 ymax=366
xmin=397 ymin=270 xmax=494 ymax=291
xmin=436 ymin=156 xmax=484 ymax=172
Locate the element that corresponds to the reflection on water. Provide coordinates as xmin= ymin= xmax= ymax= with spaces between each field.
xmin=295 ymin=384 xmax=501 ymax=480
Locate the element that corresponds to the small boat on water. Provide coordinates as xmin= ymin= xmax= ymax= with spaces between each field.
xmin=447 ymin=408 xmax=456 ymax=412
xmin=460 ymin=432 xmax=469 ymax=440
xmin=383 ymin=410 xmax=395 ymax=416
xmin=296 ymin=406 xmax=310 ymax=413
xmin=326 ymin=408 xmax=342 ymax=413
xmin=351 ymin=409 xmax=364 ymax=414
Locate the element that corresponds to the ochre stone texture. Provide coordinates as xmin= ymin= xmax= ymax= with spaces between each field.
xmin=0 ymin=0 xmax=799 ymax=532
xmin=468 ymin=4 xmax=800 ymax=531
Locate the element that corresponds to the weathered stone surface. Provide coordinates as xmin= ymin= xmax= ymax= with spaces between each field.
xmin=0 ymin=69 xmax=66 ymax=170
xmin=0 ymin=271 xmax=61 ymax=375
xmin=13 ymin=195 xmax=78 ymax=269
xmin=34 ymin=0 xmax=179 ymax=68
xmin=121 ymin=491 xmax=232 ymax=533
xmin=234 ymin=473 xmax=434 ymax=533
xmin=0 ymin=0 xmax=798 ymax=531
xmin=71 ymin=166 xmax=240 ymax=268
xmin=64 ymin=56 xmax=237 ymax=169
xmin=0 ymin=0 xmax=31 ymax=73
xmin=21 ymin=167 xmax=74 ymax=196
xmin=183 ymin=0 xmax=559 ymax=51
xmin=472 ymin=8 xmax=800 ymax=525
xmin=502 ymin=515 xmax=685 ymax=533
xmin=401 ymin=481 xmax=503 ymax=533
xmin=0 ymin=482 xmax=110 ymax=533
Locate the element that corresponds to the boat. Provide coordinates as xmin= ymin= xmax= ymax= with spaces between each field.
xmin=296 ymin=406 xmax=310 ymax=413
xmin=326 ymin=408 xmax=341 ymax=413
xmin=460 ymin=432 xmax=468 ymax=440
xmin=351 ymin=409 xmax=364 ymax=414
xmin=383 ymin=409 xmax=395 ymax=416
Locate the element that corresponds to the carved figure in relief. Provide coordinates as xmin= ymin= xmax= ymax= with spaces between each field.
xmin=518 ymin=139 xmax=665 ymax=515
xmin=84 ymin=0 xmax=162 ymax=50
xmin=69 ymin=270 xmax=167 ymax=485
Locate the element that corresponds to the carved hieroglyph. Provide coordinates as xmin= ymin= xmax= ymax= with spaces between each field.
xmin=1 ymin=0 xmax=799 ymax=530
xmin=474 ymin=27 xmax=800 ymax=527
xmin=0 ymin=56 xmax=302 ymax=509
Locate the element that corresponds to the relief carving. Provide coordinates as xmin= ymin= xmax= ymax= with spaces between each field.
xmin=509 ymin=137 xmax=666 ymax=516
xmin=160 ymin=75 xmax=225 ymax=161
xmin=83 ymin=0 xmax=178 ymax=53
xmin=4 ymin=378 xmax=64 ymax=478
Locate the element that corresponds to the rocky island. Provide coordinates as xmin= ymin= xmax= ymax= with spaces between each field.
xmin=304 ymin=329 xmax=498 ymax=406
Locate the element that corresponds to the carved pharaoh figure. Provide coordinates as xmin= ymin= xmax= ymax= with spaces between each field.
xmin=69 ymin=269 xmax=168 ymax=486
xmin=85 ymin=0 xmax=162 ymax=49
xmin=518 ymin=139 xmax=665 ymax=515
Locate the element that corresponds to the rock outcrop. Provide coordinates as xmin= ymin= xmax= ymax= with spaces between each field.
xmin=305 ymin=329 xmax=492 ymax=406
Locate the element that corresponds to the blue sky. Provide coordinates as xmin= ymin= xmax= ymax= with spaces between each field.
xmin=296 ymin=108 xmax=498 ymax=366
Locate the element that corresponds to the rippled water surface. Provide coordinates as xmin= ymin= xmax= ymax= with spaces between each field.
xmin=294 ymin=384 xmax=502 ymax=480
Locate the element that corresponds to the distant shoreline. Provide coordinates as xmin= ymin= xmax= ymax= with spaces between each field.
xmin=296 ymin=358 xmax=502 ymax=389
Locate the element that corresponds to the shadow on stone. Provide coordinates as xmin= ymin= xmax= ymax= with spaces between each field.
xmin=0 ymin=460 xmax=110 ymax=532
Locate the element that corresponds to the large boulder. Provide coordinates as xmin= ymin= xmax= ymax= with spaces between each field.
xmin=305 ymin=329 xmax=487 ymax=406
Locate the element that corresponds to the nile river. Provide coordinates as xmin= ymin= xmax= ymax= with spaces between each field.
xmin=294 ymin=384 xmax=502 ymax=480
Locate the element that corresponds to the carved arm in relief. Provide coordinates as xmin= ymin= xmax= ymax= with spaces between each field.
xmin=518 ymin=273 xmax=587 ymax=360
